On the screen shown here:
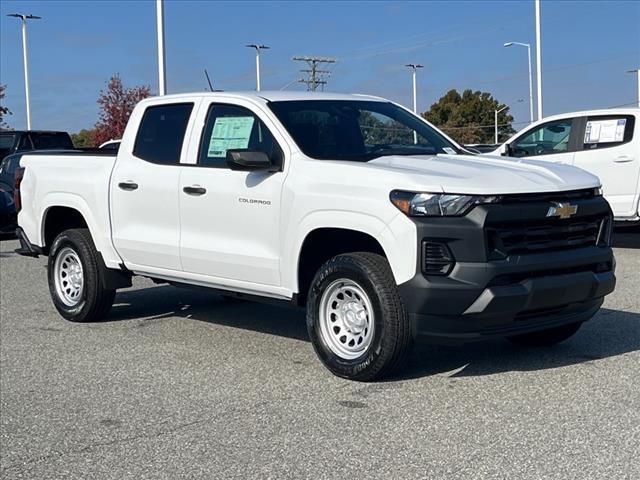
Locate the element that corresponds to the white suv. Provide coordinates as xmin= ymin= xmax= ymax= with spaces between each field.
xmin=490 ymin=108 xmax=639 ymax=222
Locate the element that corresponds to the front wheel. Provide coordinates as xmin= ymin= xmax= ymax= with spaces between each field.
xmin=306 ymin=252 xmax=412 ymax=381
xmin=47 ymin=229 xmax=115 ymax=322
xmin=507 ymin=321 xmax=583 ymax=347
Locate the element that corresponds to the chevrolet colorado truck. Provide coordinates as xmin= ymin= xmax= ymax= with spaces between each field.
xmin=14 ymin=92 xmax=616 ymax=381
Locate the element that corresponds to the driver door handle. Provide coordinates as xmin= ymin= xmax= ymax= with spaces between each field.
xmin=118 ymin=181 xmax=138 ymax=191
xmin=614 ymin=155 xmax=634 ymax=163
xmin=183 ymin=186 xmax=207 ymax=196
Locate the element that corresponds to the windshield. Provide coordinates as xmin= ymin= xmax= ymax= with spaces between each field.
xmin=268 ymin=100 xmax=459 ymax=161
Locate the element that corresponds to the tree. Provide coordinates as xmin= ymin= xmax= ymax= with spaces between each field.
xmin=92 ymin=75 xmax=150 ymax=145
xmin=423 ymin=89 xmax=515 ymax=144
xmin=0 ymin=84 xmax=12 ymax=131
xmin=71 ymin=129 xmax=96 ymax=148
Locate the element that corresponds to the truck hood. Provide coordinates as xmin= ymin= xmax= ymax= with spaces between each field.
xmin=367 ymin=154 xmax=600 ymax=195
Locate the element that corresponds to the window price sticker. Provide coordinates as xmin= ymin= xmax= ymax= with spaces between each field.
xmin=584 ymin=118 xmax=626 ymax=144
xmin=208 ymin=116 xmax=255 ymax=157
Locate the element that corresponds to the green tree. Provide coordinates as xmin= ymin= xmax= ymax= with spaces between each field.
xmin=423 ymin=89 xmax=515 ymax=144
xmin=71 ymin=128 xmax=96 ymax=148
xmin=0 ymin=84 xmax=12 ymax=131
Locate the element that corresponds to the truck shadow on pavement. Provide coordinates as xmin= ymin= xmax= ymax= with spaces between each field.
xmin=108 ymin=284 xmax=640 ymax=380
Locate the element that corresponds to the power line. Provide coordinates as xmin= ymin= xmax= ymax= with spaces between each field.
xmin=292 ymin=56 xmax=336 ymax=91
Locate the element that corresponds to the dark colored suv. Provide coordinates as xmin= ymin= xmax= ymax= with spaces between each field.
xmin=0 ymin=131 xmax=74 ymax=237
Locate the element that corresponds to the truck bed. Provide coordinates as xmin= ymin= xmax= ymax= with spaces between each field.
xmin=17 ymin=151 xmax=120 ymax=267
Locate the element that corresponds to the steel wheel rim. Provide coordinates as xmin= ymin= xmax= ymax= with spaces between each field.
xmin=318 ymin=279 xmax=375 ymax=360
xmin=53 ymin=247 xmax=84 ymax=307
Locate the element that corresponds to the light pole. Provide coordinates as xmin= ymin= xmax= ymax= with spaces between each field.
xmin=504 ymin=42 xmax=534 ymax=124
xmin=405 ymin=63 xmax=423 ymax=113
xmin=406 ymin=64 xmax=423 ymax=144
xmin=7 ymin=13 xmax=41 ymax=130
xmin=628 ymin=69 xmax=640 ymax=107
xmin=535 ymin=0 xmax=543 ymax=120
xmin=495 ymin=105 xmax=508 ymax=144
xmin=246 ymin=44 xmax=270 ymax=91
xmin=156 ymin=0 xmax=166 ymax=95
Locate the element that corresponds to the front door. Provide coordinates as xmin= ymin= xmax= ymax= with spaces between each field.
xmin=179 ymin=101 xmax=287 ymax=286
xmin=572 ymin=114 xmax=639 ymax=218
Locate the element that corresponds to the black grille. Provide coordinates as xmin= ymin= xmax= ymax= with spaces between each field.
xmin=423 ymin=241 xmax=454 ymax=275
xmin=499 ymin=188 xmax=597 ymax=204
xmin=488 ymin=214 xmax=609 ymax=256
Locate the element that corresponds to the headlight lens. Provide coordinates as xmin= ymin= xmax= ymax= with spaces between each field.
xmin=390 ymin=190 xmax=501 ymax=217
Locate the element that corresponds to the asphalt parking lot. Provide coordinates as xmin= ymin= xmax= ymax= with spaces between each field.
xmin=1 ymin=232 xmax=639 ymax=480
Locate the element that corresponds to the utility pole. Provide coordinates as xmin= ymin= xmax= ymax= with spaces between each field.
xmin=535 ymin=0 xmax=543 ymax=120
xmin=156 ymin=0 xmax=166 ymax=95
xmin=504 ymin=42 xmax=534 ymax=124
xmin=495 ymin=105 xmax=509 ymax=144
xmin=293 ymin=56 xmax=336 ymax=91
xmin=246 ymin=44 xmax=269 ymax=91
xmin=7 ymin=13 xmax=41 ymax=130
xmin=628 ymin=69 xmax=640 ymax=107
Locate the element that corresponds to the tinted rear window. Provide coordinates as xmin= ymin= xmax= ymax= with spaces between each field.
xmin=29 ymin=132 xmax=74 ymax=150
xmin=133 ymin=103 xmax=193 ymax=165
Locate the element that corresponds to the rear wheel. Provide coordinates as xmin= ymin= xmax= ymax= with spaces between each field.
xmin=47 ymin=229 xmax=115 ymax=322
xmin=507 ymin=321 xmax=583 ymax=347
xmin=306 ymin=252 xmax=412 ymax=381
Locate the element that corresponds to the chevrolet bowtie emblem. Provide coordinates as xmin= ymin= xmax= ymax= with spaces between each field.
xmin=546 ymin=202 xmax=578 ymax=219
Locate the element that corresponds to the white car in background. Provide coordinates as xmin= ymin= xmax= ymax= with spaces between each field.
xmin=488 ymin=108 xmax=639 ymax=223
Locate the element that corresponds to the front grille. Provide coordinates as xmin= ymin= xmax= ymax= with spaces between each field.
xmin=499 ymin=188 xmax=597 ymax=204
xmin=488 ymin=214 xmax=608 ymax=255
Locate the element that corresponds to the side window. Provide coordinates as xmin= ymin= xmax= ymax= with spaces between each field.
xmin=511 ymin=119 xmax=573 ymax=157
xmin=133 ymin=103 xmax=194 ymax=165
xmin=198 ymin=104 xmax=282 ymax=168
xmin=582 ymin=115 xmax=635 ymax=150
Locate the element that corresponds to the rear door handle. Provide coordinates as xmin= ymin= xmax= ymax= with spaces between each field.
xmin=613 ymin=155 xmax=634 ymax=163
xmin=118 ymin=181 xmax=138 ymax=191
xmin=183 ymin=186 xmax=207 ymax=196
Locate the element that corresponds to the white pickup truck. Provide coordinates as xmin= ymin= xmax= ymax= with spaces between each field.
xmin=14 ymin=92 xmax=616 ymax=381
xmin=488 ymin=108 xmax=640 ymax=223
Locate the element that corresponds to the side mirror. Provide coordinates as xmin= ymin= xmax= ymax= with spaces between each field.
xmin=226 ymin=149 xmax=272 ymax=171
xmin=501 ymin=143 xmax=511 ymax=157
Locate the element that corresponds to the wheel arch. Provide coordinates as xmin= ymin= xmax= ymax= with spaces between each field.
xmin=38 ymin=193 xmax=122 ymax=268
xmin=288 ymin=210 xmax=417 ymax=305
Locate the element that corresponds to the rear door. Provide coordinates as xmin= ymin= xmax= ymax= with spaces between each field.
xmin=178 ymin=99 xmax=288 ymax=288
xmin=507 ymin=117 xmax=579 ymax=165
xmin=573 ymin=114 xmax=639 ymax=218
xmin=110 ymin=101 xmax=197 ymax=271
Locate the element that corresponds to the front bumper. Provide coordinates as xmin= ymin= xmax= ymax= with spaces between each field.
xmin=398 ymin=192 xmax=616 ymax=343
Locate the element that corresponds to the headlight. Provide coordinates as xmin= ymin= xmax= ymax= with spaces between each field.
xmin=390 ymin=190 xmax=501 ymax=217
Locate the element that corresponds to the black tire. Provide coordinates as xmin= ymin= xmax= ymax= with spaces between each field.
xmin=306 ymin=252 xmax=412 ymax=381
xmin=47 ymin=228 xmax=115 ymax=322
xmin=507 ymin=321 xmax=583 ymax=347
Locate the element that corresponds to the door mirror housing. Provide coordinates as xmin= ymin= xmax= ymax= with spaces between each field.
xmin=226 ymin=149 xmax=273 ymax=171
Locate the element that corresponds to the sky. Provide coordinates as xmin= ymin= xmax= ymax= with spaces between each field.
xmin=0 ymin=0 xmax=639 ymax=133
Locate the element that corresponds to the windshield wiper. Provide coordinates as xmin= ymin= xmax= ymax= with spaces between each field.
xmin=369 ymin=145 xmax=437 ymax=157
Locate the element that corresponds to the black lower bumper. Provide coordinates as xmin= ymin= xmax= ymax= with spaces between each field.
xmin=400 ymin=248 xmax=615 ymax=344
xmin=398 ymin=192 xmax=616 ymax=344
